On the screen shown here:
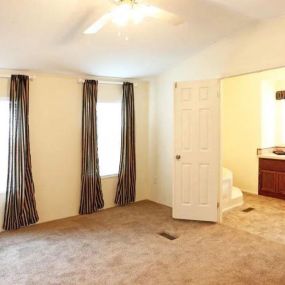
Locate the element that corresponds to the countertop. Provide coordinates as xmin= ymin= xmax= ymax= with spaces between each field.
xmin=259 ymin=153 xmax=285 ymax=160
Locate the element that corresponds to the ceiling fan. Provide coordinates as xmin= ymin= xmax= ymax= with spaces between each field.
xmin=84 ymin=0 xmax=184 ymax=34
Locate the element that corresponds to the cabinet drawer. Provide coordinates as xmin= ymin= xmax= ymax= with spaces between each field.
xmin=259 ymin=158 xmax=285 ymax=172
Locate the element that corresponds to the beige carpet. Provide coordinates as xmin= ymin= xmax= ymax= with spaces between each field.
xmin=1 ymin=197 xmax=285 ymax=285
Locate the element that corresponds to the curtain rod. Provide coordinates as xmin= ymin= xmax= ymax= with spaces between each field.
xmin=78 ymin=78 xmax=138 ymax=86
xmin=0 ymin=74 xmax=138 ymax=86
xmin=0 ymin=74 xmax=36 ymax=80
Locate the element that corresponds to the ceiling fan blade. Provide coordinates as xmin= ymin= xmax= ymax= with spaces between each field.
xmin=84 ymin=13 xmax=112 ymax=34
xmin=145 ymin=6 xmax=184 ymax=26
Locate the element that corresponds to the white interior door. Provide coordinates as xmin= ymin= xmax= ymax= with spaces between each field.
xmin=173 ymin=80 xmax=220 ymax=222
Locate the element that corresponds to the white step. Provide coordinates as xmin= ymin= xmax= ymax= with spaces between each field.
xmin=223 ymin=168 xmax=233 ymax=189
xmin=222 ymin=186 xmax=243 ymax=212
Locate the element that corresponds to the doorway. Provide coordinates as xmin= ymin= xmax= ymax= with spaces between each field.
xmin=220 ymin=66 xmax=285 ymax=244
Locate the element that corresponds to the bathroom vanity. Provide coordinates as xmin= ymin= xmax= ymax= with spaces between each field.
xmin=259 ymin=155 xmax=285 ymax=200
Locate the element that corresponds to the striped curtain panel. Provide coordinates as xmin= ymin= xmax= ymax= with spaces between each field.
xmin=79 ymin=80 xmax=104 ymax=214
xmin=115 ymin=82 xmax=136 ymax=206
xmin=3 ymin=75 xmax=39 ymax=231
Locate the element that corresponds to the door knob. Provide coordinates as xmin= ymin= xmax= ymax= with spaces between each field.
xmin=176 ymin=155 xmax=181 ymax=160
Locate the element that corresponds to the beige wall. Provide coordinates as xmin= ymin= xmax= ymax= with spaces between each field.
xmin=148 ymin=15 xmax=285 ymax=206
xmin=0 ymin=73 xmax=149 ymax=228
xmin=221 ymin=74 xmax=261 ymax=194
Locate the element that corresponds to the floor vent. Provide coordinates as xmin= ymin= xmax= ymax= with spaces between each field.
xmin=242 ymin=207 xmax=255 ymax=213
xmin=159 ymin=232 xmax=177 ymax=240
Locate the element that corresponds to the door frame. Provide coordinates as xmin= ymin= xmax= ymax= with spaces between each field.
xmin=172 ymin=80 xmax=223 ymax=223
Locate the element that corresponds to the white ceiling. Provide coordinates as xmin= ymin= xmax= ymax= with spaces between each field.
xmin=0 ymin=0 xmax=285 ymax=78
xmin=210 ymin=0 xmax=285 ymax=20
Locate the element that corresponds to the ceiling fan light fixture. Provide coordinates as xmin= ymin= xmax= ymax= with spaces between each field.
xmin=111 ymin=3 xmax=156 ymax=26
xmin=83 ymin=0 xmax=184 ymax=35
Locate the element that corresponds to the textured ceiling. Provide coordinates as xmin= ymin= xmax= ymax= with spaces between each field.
xmin=0 ymin=0 xmax=285 ymax=78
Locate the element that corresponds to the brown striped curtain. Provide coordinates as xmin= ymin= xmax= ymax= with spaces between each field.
xmin=3 ymin=75 xmax=39 ymax=231
xmin=79 ymin=80 xmax=104 ymax=214
xmin=115 ymin=82 xmax=136 ymax=206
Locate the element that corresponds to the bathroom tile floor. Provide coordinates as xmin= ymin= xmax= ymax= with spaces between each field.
xmin=223 ymin=193 xmax=285 ymax=245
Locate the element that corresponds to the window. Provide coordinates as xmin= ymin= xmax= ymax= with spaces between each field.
xmin=97 ymin=102 xmax=121 ymax=177
xmin=0 ymin=98 xmax=9 ymax=193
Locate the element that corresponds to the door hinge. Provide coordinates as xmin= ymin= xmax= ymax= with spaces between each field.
xmin=175 ymin=82 xmax=177 ymax=88
xmin=217 ymin=91 xmax=220 ymax=98
xmin=217 ymin=202 xmax=220 ymax=208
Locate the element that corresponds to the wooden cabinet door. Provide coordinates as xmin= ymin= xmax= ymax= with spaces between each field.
xmin=259 ymin=170 xmax=276 ymax=194
xmin=259 ymin=158 xmax=285 ymax=200
xmin=277 ymin=172 xmax=285 ymax=195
